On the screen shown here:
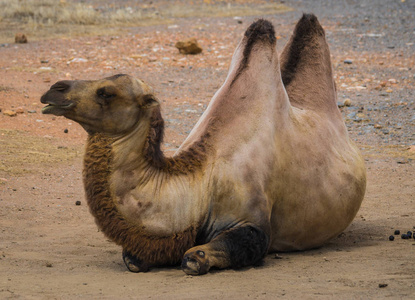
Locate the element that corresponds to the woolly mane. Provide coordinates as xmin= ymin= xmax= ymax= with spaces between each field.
xmin=83 ymin=133 xmax=198 ymax=266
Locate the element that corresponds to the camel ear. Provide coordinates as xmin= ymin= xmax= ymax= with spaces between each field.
xmin=141 ymin=94 xmax=160 ymax=109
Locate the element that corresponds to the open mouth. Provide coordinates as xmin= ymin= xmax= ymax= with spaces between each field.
xmin=41 ymin=103 xmax=74 ymax=115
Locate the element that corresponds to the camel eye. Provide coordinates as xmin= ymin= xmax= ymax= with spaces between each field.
xmin=97 ymin=87 xmax=116 ymax=100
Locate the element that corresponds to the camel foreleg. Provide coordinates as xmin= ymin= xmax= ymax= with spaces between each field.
xmin=181 ymin=224 xmax=269 ymax=275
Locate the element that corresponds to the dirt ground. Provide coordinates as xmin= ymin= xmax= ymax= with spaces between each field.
xmin=1 ymin=0 xmax=414 ymax=299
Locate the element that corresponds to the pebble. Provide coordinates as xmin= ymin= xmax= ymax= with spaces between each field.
xmin=378 ymin=283 xmax=388 ymax=288
xmin=343 ymin=98 xmax=352 ymax=107
xmin=374 ymin=124 xmax=383 ymax=129
xmin=388 ymin=235 xmax=394 ymax=241
xmin=407 ymin=231 xmax=413 ymax=238
xmin=75 ymin=201 xmax=81 ymax=206
xmin=234 ymin=17 xmax=243 ymax=24
xmin=344 ymin=59 xmax=353 ymax=64
xmin=64 ymin=129 xmax=69 ymax=133
xmin=15 ymin=107 xmax=24 ymax=114
xmin=394 ymin=230 xmax=400 ymax=235
xmin=3 ymin=110 xmax=16 ymax=117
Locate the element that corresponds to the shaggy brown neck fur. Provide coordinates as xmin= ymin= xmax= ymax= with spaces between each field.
xmin=83 ymin=133 xmax=197 ymax=266
xmin=143 ymin=106 xmax=211 ymax=175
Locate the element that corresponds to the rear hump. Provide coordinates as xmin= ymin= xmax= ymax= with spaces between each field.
xmin=280 ymin=14 xmax=337 ymax=112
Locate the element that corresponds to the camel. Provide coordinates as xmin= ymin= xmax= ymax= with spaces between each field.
xmin=40 ymin=14 xmax=366 ymax=275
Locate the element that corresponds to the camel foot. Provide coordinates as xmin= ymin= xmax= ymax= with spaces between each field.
xmin=181 ymin=250 xmax=210 ymax=275
xmin=122 ymin=250 xmax=149 ymax=273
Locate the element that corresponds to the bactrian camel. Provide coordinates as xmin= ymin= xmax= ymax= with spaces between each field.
xmin=41 ymin=14 xmax=366 ymax=275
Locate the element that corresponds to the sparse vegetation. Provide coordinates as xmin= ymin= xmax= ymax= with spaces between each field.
xmin=0 ymin=0 xmax=291 ymax=42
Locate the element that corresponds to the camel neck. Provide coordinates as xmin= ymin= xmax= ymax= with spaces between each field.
xmin=110 ymin=106 xmax=211 ymax=177
xmin=82 ymin=133 xmax=197 ymax=266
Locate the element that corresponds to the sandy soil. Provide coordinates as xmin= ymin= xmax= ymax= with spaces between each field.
xmin=1 ymin=1 xmax=414 ymax=299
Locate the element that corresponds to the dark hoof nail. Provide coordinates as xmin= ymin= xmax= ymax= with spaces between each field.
xmin=122 ymin=251 xmax=149 ymax=273
xmin=181 ymin=253 xmax=209 ymax=275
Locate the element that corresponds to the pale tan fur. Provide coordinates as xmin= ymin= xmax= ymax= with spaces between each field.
xmin=40 ymin=15 xmax=366 ymax=274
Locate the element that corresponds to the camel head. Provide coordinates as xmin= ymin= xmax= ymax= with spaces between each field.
xmin=40 ymin=74 xmax=159 ymax=135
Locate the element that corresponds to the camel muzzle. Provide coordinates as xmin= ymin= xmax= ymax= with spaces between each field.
xmin=40 ymin=81 xmax=75 ymax=116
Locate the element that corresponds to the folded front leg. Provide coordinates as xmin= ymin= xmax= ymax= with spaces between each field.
xmin=181 ymin=224 xmax=269 ymax=275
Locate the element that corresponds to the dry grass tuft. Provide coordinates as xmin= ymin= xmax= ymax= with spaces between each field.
xmin=0 ymin=0 xmax=291 ymax=42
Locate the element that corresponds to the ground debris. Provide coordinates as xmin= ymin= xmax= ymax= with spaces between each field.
xmin=3 ymin=110 xmax=16 ymax=117
xmin=15 ymin=33 xmax=27 ymax=44
xmin=175 ymin=38 xmax=203 ymax=55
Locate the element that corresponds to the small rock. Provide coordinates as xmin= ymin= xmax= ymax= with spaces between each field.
xmin=15 ymin=107 xmax=24 ymax=114
xmin=234 ymin=17 xmax=243 ymax=24
xmin=75 ymin=201 xmax=81 ymax=206
xmin=64 ymin=129 xmax=69 ymax=134
xmin=3 ymin=110 xmax=16 ymax=117
xmin=69 ymin=57 xmax=88 ymax=63
xmin=344 ymin=59 xmax=353 ymax=64
xmin=394 ymin=230 xmax=400 ymax=235
xmin=27 ymin=110 xmax=36 ymax=113
xmin=385 ymin=89 xmax=393 ymax=93
xmin=343 ymin=98 xmax=352 ymax=107
xmin=378 ymin=283 xmax=388 ymax=288
xmin=401 ymin=234 xmax=409 ymax=239
xmin=46 ymin=262 xmax=53 ymax=268
xmin=175 ymin=38 xmax=203 ymax=55
xmin=388 ymin=78 xmax=397 ymax=84
xmin=15 ymin=33 xmax=28 ymax=44
xmin=374 ymin=124 xmax=383 ymax=129
xmin=40 ymin=60 xmax=49 ymax=64
xmin=388 ymin=235 xmax=394 ymax=241
xmin=407 ymin=231 xmax=413 ymax=238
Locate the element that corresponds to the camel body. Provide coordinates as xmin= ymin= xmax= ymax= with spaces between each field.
xmin=41 ymin=15 xmax=366 ymax=274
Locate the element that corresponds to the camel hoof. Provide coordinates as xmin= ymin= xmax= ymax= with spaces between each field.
xmin=122 ymin=250 xmax=149 ymax=273
xmin=181 ymin=250 xmax=209 ymax=275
